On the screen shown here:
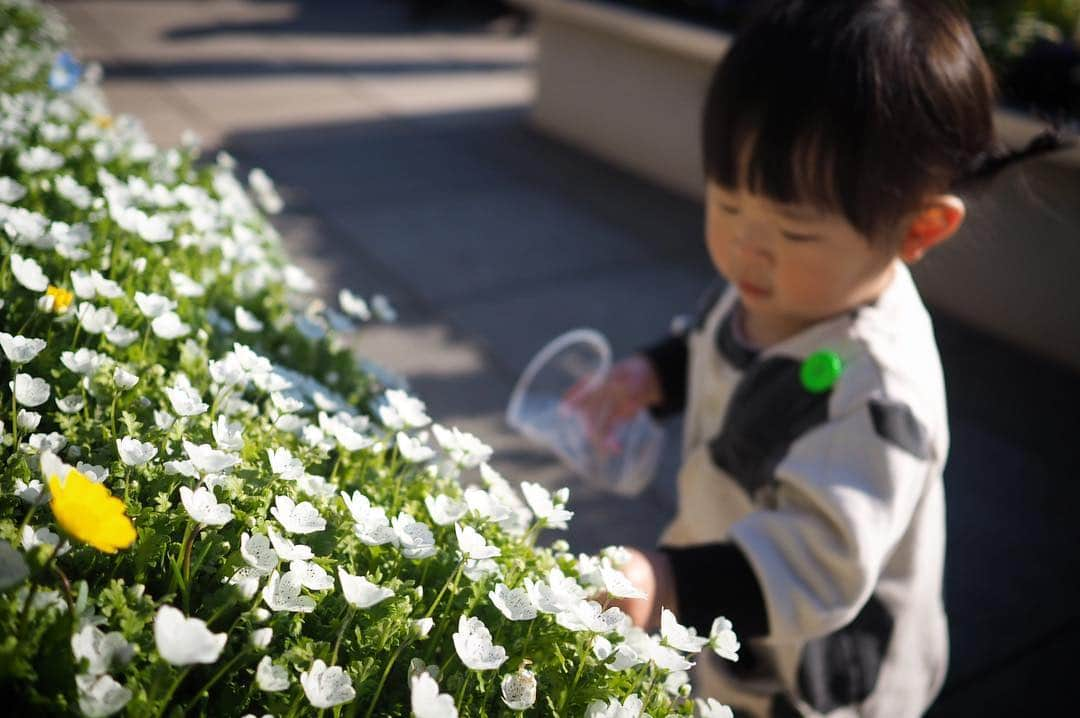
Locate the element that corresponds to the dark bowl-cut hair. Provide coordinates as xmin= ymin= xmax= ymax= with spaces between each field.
xmin=703 ymin=0 xmax=998 ymax=243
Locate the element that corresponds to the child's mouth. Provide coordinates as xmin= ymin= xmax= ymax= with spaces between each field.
xmin=737 ymin=280 xmax=771 ymax=298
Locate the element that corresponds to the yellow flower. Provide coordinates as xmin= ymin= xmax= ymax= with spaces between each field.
xmin=93 ymin=114 xmax=114 ymax=129
xmin=45 ymin=284 xmax=74 ymax=314
xmin=42 ymin=452 xmax=136 ymax=554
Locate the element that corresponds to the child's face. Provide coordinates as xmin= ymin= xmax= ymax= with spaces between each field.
xmin=705 ymin=180 xmax=900 ymax=344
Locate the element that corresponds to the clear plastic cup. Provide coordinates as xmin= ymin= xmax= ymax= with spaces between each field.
xmin=506 ymin=328 xmax=664 ymax=497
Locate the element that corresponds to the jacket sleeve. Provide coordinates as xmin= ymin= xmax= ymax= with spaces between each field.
xmin=640 ymin=334 xmax=688 ymax=418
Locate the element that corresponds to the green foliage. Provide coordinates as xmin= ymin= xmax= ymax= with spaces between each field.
xmin=0 ymin=1 xmax=736 ymax=716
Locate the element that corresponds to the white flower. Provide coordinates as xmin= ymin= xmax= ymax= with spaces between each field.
xmin=0 ymin=333 xmax=46 ymax=364
xmin=287 ymin=559 xmax=334 ymax=591
xmin=489 ymin=583 xmax=537 ymax=621
xmin=179 ymin=486 xmax=234 ymax=526
xmin=524 ymin=567 xmax=586 ymax=615
xmin=89 ymin=270 xmax=122 ymax=299
xmin=77 ymin=462 xmax=109 ymax=484
xmin=10 ymin=251 xmax=49 ymax=291
xmin=601 ymin=566 xmax=647 ymax=600
xmin=154 ymin=410 xmax=175 ymax=431
xmin=586 ymin=695 xmax=646 ymax=718
xmin=17 ymin=410 xmax=41 ymax=431
xmin=646 ymin=638 xmax=694 ymax=672
xmin=251 ymin=627 xmax=273 ymax=649
xmin=183 ymin=440 xmax=240 ymax=474
xmin=371 ymin=293 xmax=397 ymax=322
xmin=410 ymin=671 xmax=457 ymax=718
xmin=392 ymin=512 xmax=436 ymax=559
xmin=105 ymin=325 xmax=139 ymax=348
xmin=300 ymin=659 xmax=355 ymax=709
xmin=283 ymin=265 xmax=316 ymax=293
xmin=262 ymin=570 xmax=316 ymax=613
xmin=463 ymin=558 xmax=501 ymax=583
xmin=520 ymin=482 xmax=573 ymax=529
xmin=256 ymin=656 xmax=289 ymax=692
xmin=463 ymin=487 xmax=511 ymax=523
xmin=165 ymin=460 xmax=198 ymax=478
xmin=17 ymin=146 xmax=64 ymax=172
xmin=338 ymin=289 xmax=371 ymax=321
xmin=165 ymin=385 xmax=208 ymax=416
xmin=318 ymin=412 xmax=374 ymax=452
xmin=29 ymin=432 xmax=67 ymax=454
xmin=432 ymin=424 xmax=492 ymax=468
xmin=267 ymin=447 xmax=304 ymax=480
xmin=76 ymin=303 xmax=118 ymax=334
xmin=241 ymin=532 xmax=279 ymax=575
xmin=377 ymin=389 xmax=430 ymax=430
xmin=501 ymin=668 xmax=537 ymax=711
xmin=134 ymin=291 xmax=176 ymax=318
xmin=455 ymin=523 xmax=500 ymax=560
xmin=708 ymin=616 xmax=740 ymax=662
xmin=75 ymin=674 xmax=132 ymax=718
xmin=395 ymin=431 xmax=434 ymax=463
xmin=211 ymin=416 xmax=244 ymax=451
xmin=71 ymin=625 xmax=133 ymax=677
xmin=664 ymin=669 xmax=689 ymax=695
xmin=55 ymin=175 xmax=91 ymax=209
xmin=297 ymin=473 xmax=335 ymax=499
xmin=154 ymin=605 xmax=227 ymax=665
xmin=424 ymin=494 xmax=468 ymax=526
xmin=13 ymin=373 xmax=50 ymax=407
xmin=235 ymin=306 xmax=264 ymax=332
xmin=452 ymin=615 xmax=507 ymax=671
xmin=342 ymin=492 xmax=396 ymax=546
xmin=660 ymin=608 xmax=708 ymax=653
xmin=61 ymin=348 xmax=105 ymax=376
xmin=270 ymin=495 xmax=326 ymax=534
xmin=267 ymin=527 xmax=313 ymax=561
xmin=116 ymin=437 xmax=157 ymax=466
xmin=337 ymin=567 xmax=394 ymax=608
xmin=21 ymin=525 xmax=70 ymax=555
xmin=151 ymin=311 xmax=190 ymax=339
xmin=556 ymin=599 xmax=629 ymax=635
xmin=0 ymin=177 xmax=26 ymax=202
xmin=696 ymin=698 xmax=735 ymax=718
xmin=113 ymin=366 xmax=139 ymax=390
xmin=414 ymin=617 xmax=435 ymax=639
xmin=0 ymin=540 xmax=29 ymax=590
xmin=56 ymin=394 xmax=85 ymax=414
xmin=14 ymin=478 xmax=46 ymax=504
xmin=248 ymin=168 xmax=284 ymax=214
xmin=169 ymin=270 xmax=205 ymax=297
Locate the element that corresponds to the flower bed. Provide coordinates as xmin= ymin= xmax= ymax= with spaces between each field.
xmin=0 ymin=1 xmax=740 ymax=716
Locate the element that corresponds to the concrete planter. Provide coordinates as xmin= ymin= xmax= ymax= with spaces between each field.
xmin=514 ymin=0 xmax=1080 ymax=371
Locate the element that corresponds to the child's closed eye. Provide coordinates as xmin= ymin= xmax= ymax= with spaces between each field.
xmin=780 ymin=230 xmax=819 ymax=242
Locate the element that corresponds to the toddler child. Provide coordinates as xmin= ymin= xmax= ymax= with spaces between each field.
xmin=567 ymin=1 xmax=1069 ymax=716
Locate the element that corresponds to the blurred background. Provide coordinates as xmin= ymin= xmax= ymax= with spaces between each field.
xmin=52 ymin=0 xmax=1078 ymax=714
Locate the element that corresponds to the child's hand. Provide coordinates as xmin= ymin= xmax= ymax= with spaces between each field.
xmin=604 ymin=548 xmax=677 ymax=632
xmin=561 ymin=354 xmax=662 ymax=453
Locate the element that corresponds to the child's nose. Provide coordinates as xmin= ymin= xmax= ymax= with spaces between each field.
xmin=731 ymin=224 xmax=773 ymax=261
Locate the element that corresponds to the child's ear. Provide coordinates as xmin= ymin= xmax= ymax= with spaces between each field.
xmin=899 ymin=194 xmax=965 ymax=263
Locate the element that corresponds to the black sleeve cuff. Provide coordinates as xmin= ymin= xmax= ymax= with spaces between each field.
xmin=640 ymin=335 xmax=688 ymax=418
xmin=661 ymin=543 xmax=770 ymax=639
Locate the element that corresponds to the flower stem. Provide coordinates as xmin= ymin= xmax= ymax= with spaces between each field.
xmin=183 ymin=649 xmax=251 ymax=712
xmin=361 ymin=638 xmax=411 ymax=718
xmin=455 ymin=670 xmax=473 ymax=710
xmin=17 ymin=539 xmax=66 ymax=639
xmin=424 ymin=559 xmax=465 ymax=619
xmin=329 ymin=606 xmax=356 ymax=666
xmin=153 ymin=666 xmax=193 ymax=718
xmin=559 ymin=634 xmax=592 ymax=712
